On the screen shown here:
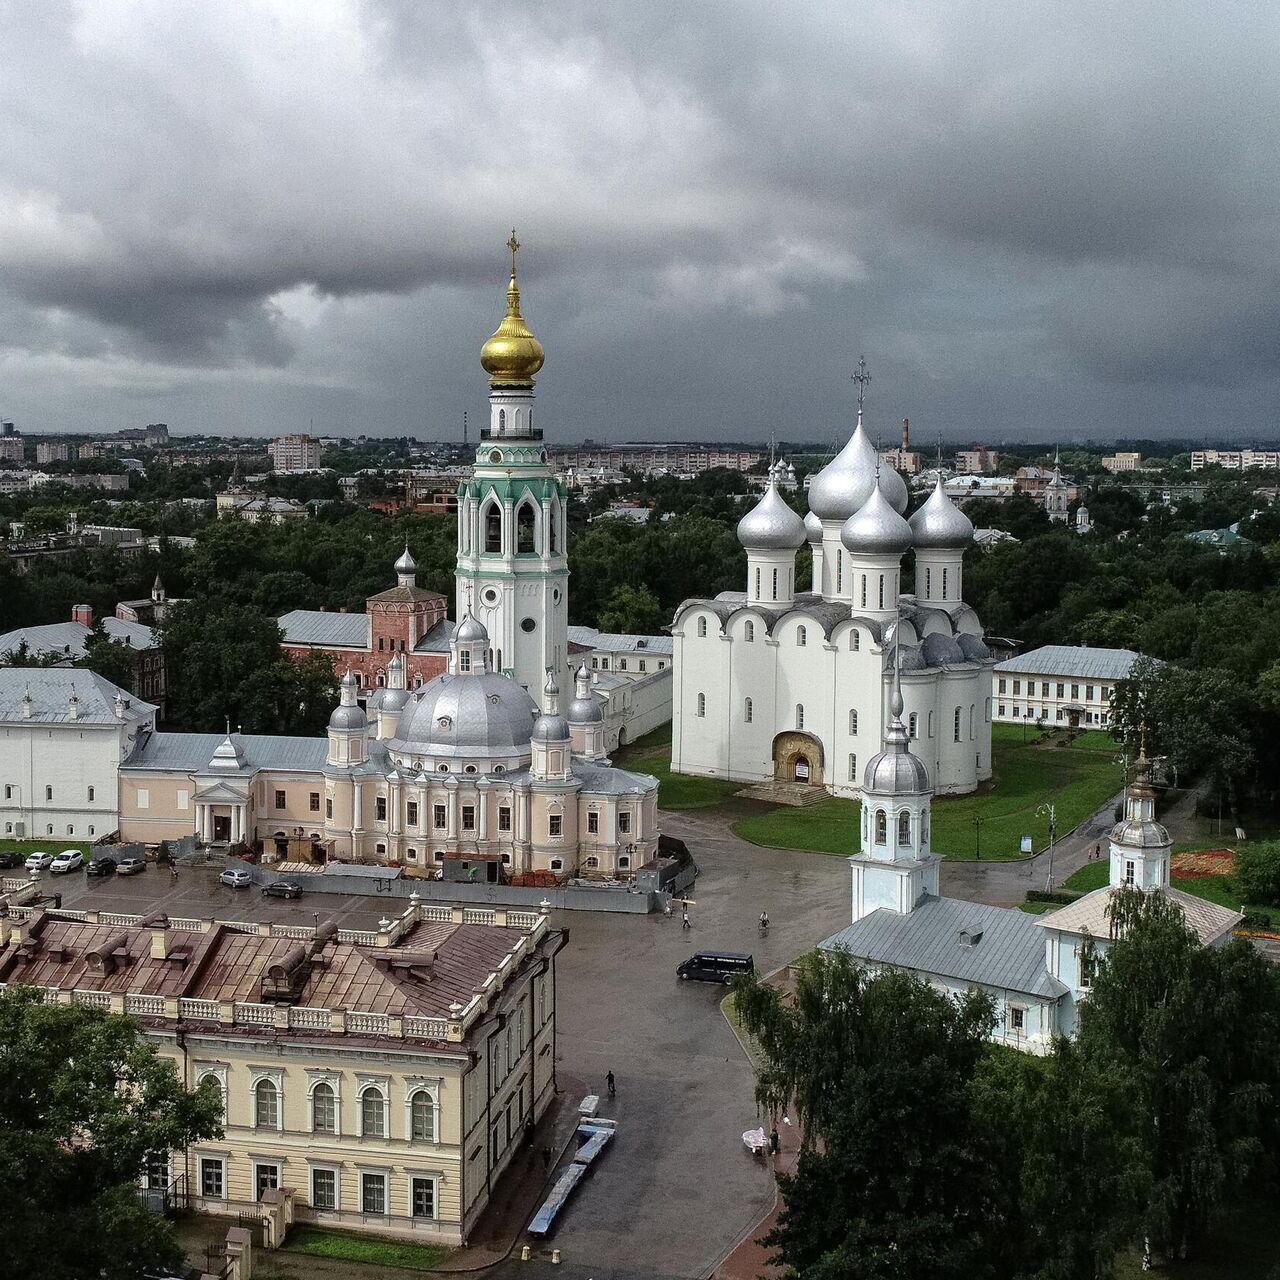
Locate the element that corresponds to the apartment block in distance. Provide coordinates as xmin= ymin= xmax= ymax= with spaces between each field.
xmin=0 ymin=900 xmax=565 ymax=1246
xmin=270 ymin=434 xmax=324 ymax=472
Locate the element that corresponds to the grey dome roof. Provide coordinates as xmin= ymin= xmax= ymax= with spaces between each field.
xmin=1111 ymin=819 xmax=1170 ymax=849
xmin=887 ymin=642 xmax=929 ymax=672
xmin=329 ymin=703 xmax=368 ymax=731
xmin=455 ymin=612 xmax=488 ymax=644
xmin=807 ymin=417 xmax=879 ymax=520
xmin=395 ymin=545 xmax=417 ymax=574
xmin=840 ymin=485 xmax=912 ymax=555
xmin=909 ymin=478 xmax=974 ymax=550
xmin=804 ymin=511 xmax=823 ymax=543
xmin=377 ymin=687 xmax=412 ymax=714
xmin=567 ymin=665 xmax=604 ymax=724
xmin=956 ymin=634 xmax=990 ymax=662
xmin=391 ymin=669 xmax=536 ymax=759
xmin=920 ymin=631 xmax=965 ymax=666
xmin=532 ymin=712 xmax=571 ymax=743
xmin=737 ymin=481 xmax=806 ymax=551
xmin=864 ymin=748 xmax=931 ymax=795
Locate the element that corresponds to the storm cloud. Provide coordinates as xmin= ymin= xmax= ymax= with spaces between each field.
xmin=1 ymin=1 xmax=1277 ymax=441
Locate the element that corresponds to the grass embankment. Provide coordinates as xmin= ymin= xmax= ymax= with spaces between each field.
xmin=733 ymin=725 xmax=1123 ymax=860
xmin=282 ymin=1227 xmax=451 ymax=1271
xmin=616 ymin=722 xmax=742 ymax=810
xmin=0 ymin=837 xmax=95 ymax=860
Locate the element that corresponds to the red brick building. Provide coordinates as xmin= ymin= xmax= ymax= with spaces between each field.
xmin=278 ymin=548 xmax=452 ymax=692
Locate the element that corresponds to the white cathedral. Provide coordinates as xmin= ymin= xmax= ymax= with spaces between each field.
xmin=671 ymin=411 xmax=993 ymax=797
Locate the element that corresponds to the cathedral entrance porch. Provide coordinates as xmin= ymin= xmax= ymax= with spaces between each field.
xmin=772 ymin=732 xmax=824 ymax=789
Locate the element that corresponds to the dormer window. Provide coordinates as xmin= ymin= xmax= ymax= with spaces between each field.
xmin=437 ymin=716 xmax=452 ymax=729
xmin=459 ymin=651 xmax=471 ymax=673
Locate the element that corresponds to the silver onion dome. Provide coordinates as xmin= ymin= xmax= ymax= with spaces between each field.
xmin=395 ymin=544 xmax=417 ymax=574
xmin=567 ymin=663 xmax=603 ymax=724
xmin=532 ymin=710 xmax=571 ymax=743
xmin=908 ymin=477 xmax=974 ymax=550
xmin=862 ymin=685 xmax=930 ymax=794
xmin=807 ymin=415 xmax=879 ymax=520
xmin=455 ymin=611 xmax=488 ymax=644
xmin=840 ymin=484 xmax=913 ymax=556
xmin=804 ymin=511 xmax=822 ymax=543
xmin=737 ymin=480 xmax=806 ymax=550
xmin=329 ymin=702 xmax=367 ymax=731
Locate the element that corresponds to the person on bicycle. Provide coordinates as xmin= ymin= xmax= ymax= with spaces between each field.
xmin=759 ymin=910 xmax=769 ymax=931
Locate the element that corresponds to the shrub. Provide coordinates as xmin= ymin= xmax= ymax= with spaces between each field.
xmin=1236 ymin=842 xmax=1280 ymax=907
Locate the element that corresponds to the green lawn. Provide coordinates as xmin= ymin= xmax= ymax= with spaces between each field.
xmin=0 ymin=837 xmax=94 ymax=859
xmin=627 ymin=750 xmax=743 ymax=810
xmin=1061 ymin=846 xmax=1280 ymax=928
xmin=733 ymin=725 xmax=1124 ymax=860
xmin=282 ymin=1227 xmax=451 ymax=1271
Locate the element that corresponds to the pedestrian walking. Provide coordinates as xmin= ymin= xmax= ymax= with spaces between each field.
xmin=606 ymin=1070 xmax=616 ymax=1098
xmin=541 ymin=1146 xmax=551 ymax=1170
xmin=681 ymin=907 xmax=690 ymax=930
xmin=170 ymin=863 xmax=179 ymax=880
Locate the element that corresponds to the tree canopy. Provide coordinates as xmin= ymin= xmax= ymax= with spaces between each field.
xmin=0 ymin=987 xmax=223 ymax=1280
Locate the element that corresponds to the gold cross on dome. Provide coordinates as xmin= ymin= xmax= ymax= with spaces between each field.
xmin=507 ymin=229 xmax=520 ymax=274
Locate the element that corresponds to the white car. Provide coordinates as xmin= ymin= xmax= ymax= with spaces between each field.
xmin=218 ymin=867 xmax=253 ymax=889
xmin=24 ymin=852 xmax=53 ymax=872
xmin=50 ymin=850 xmax=84 ymax=875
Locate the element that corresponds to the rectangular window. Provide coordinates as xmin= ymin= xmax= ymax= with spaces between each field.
xmin=361 ymin=1173 xmax=387 ymax=1215
xmin=177 ymin=788 xmax=189 ymax=810
xmin=433 ymin=804 xmax=447 ymax=829
xmin=549 ymin=814 xmax=562 ymax=838
xmin=998 ymin=704 xmax=1006 ymax=716
xmin=587 ymin=811 xmax=598 ymax=834
xmin=145 ymin=1150 xmax=169 ymax=1189
xmin=998 ymin=678 xmax=1006 ymax=694
xmin=639 ymin=660 xmax=646 ymax=672
xmin=462 ymin=805 xmax=476 ymax=831
xmin=1085 ymin=684 xmax=1095 ymax=701
xmin=325 ymin=797 xmax=333 ymax=820
xmin=619 ymin=658 xmax=627 ymax=670
xmin=1057 ymin=682 xmax=1065 ymax=698
xmin=411 ymin=1176 xmax=436 ymax=1219
xmin=255 ymin=1163 xmax=280 ymax=1200
xmin=848 ymin=753 xmax=857 ymax=782
xmin=274 ymin=789 xmax=286 ymax=809
xmin=407 ymin=801 xmax=419 ymax=826
xmin=498 ymin=806 xmax=512 ymax=832
xmin=376 ymin=796 xmax=388 ymax=822
xmin=618 ymin=811 xmax=631 ymax=833
xmin=1125 ymin=860 xmax=1136 ymax=886
xmin=200 ymin=1158 xmax=224 ymax=1199
xmin=1041 ymin=681 xmax=1050 ymax=697
xmin=1009 ymin=1005 xmax=1026 ymax=1034
xmin=136 ymin=788 xmax=149 ymax=810
xmin=1013 ymin=679 xmax=1021 ymax=695
xmin=1071 ymin=683 xmax=1080 ymax=699
xmin=1078 ymin=949 xmax=1095 ymax=990
xmin=311 ymin=1167 xmax=337 ymax=1211
xmin=309 ymin=792 xmax=320 ymax=812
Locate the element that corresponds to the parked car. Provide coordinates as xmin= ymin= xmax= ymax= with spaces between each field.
xmin=115 ymin=855 xmax=147 ymax=876
xmin=676 ymin=951 xmax=755 ymax=984
xmin=49 ymin=850 xmax=84 ymax=875
xmin=24 ymin=851 xmax=53 ymax=872
xmin=0 ymin=851 xmax=21 ymax=870
xmin=261 ymin=880 xmax=303 ymax=900
xmin=219 ymin=867 xmax=253 ymax=889
xmin=85 ymin=856 xmax=117 ymax=877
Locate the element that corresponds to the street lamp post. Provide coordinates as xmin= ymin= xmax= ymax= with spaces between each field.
xmin=973 ymin=814 xmax=984 ymax=860
xmin=1036 ymin=802 xmax=1058 ymax=893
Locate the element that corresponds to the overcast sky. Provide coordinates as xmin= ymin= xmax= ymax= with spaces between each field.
xmin=2 ymin=2 xmax=1277 ymax=445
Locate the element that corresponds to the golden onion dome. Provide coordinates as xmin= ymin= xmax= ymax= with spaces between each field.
xmin=480 ymin=230 xmax=545 ymax=387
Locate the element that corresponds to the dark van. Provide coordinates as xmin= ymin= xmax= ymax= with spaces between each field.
xmin=676 ymin=951 xmax=755 ymax=984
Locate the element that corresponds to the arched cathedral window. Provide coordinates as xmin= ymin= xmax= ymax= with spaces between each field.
xmin=874 ymin=810 xmax=887 ymax=843
xmin=898 ymin=811 xmax=911 ymax=846
xmin=516 ymin=501 xmax=536 ymax=554
xmin=484 ymin=504 xmax=502 ymax=553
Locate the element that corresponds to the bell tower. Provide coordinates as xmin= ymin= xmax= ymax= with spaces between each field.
xmin=455 ymin=232 xmax=570 ymax=695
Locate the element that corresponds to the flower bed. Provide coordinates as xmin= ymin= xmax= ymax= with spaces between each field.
xmin=1170 ymin=848 xmax=1235 ymax=879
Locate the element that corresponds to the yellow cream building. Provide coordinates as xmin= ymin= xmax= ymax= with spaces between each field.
xmin=117 ymin=617 xmax=658 ymax=882
xmin=0 ymin=899 xmax=564 ymax=1244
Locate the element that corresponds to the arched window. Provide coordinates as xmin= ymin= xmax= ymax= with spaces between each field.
xmin=744 ymin=621 xmax=754 ymax=642
xmin=849 ymin=709 xmax=858 ymax=735
xmin=754 ymin=567 xmax=760 ymax=599
xmin=850 ymin=629 xmax=860 ymax=651
xmin=878 ymin=575 xmax=885 ymax=609
xmin=969 ymin=704 xmax=975 ymax=740
xmin=361 ymin=1087 xmax=386 ymax=1138
xmin=311 ymin=1081 xmax=336 ymax=1134
xmin=836 ymin=550 xmax=843 ymax=593
xmin=908 ymin=712 xmax=918 ymax=738
xmin=254 ymin=1078 xmax=278 ymax=1129
xmin=898 ymin=811 xmax=911 ymax=846
xmin=696 ymin=617 xmax=707 ymax=638
xmin=516 ymin=501 xmax=536 ymax=554
xmin=484 ymin=504 xmax=502 ymax=553
xmin=498 ymin=408 xmax=506 ymax=431
xmin=928 ymin=710 xmax=934 ymax=737
xmin=848 ymin=753 xmax=857 ymax=781
xmin=860 ymin=576 xmax=867 ymax=608
xmin=874 ymin=810 xmax=887 ymax=843
xmin=744 ymin=697 xmax=753 ymax=724
xmin=549 ymin=507 xmax=558 ymax=554
xmin=198 ymin=1072 xmax=226 ymax=1123
xmin=942 ymin=567 xmax=949 ymax=596
xmin=696 ymin=692 xmax=706 ymax=717
xmin=772 ymin=567 xmax=778 ymax=599
xmin=954 ymin=707 xmax=962 ymax=742
xmin=796 ymin=626 xmax=807 ymax=647
xmin=796 ymin=704 xmax=805 ymax=730
xmin=410 ymin=1090 xmax=437 ymax=1142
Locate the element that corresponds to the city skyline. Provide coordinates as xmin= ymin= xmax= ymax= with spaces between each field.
xmin=2 ymin=3 xmax=1278 ymax=443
